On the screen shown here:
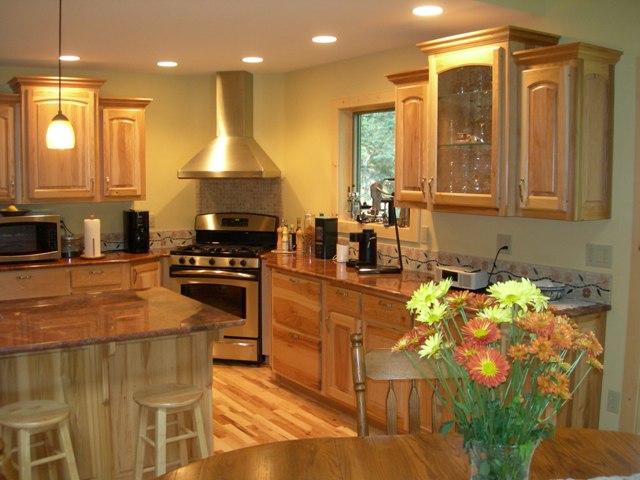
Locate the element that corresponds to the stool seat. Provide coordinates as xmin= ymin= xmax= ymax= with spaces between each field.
xmin=133 ymin=383 xmax=209 ymax=479
xmin=134 ymin=384 xmax=204 ymax=409
xmin=0 ymin=400 xmax=70 ymax=430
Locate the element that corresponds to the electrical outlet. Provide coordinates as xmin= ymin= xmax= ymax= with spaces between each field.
xmin=420 ymin=226 xmax=429 ymax=245
xmin=497 ymin=234 xmax=512 ymax=255
xmin=606 ymin=389 xmax=620 ymax=414
xmin=149 ymin=213 xmax=156 ymax=229
xmin=586 ymin=244 xmax=612 ymax=268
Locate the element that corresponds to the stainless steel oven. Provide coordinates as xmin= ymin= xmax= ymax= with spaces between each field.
xmin=167 ymin=212 xmax=277 ymax=364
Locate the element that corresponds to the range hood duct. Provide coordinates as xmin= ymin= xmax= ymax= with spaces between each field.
xmin=178 ymin=71 xmax=281 ymax=179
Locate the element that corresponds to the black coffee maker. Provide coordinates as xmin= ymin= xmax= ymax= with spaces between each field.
xmin=123 ymin=210 xmax=150 ymax=253
xmin=347 ymin=228 xmax=377 ymax=268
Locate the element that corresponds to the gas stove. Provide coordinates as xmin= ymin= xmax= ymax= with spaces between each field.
xmin=170 ymin=244 xmax=269 ymax=270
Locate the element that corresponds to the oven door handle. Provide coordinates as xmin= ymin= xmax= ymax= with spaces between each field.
xmin=170 ymin=269 xmax=259 ymax=281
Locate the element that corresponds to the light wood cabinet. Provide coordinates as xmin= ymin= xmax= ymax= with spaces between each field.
xmin=130 ymin=260 xmax=161 ymax=290
xmin=10 ymin=77 xmax=104 ymax=203
xmin=0 ymin=94 xmax=19 ymax=203
xmin=271 ymin=271 xmax=322 ymax=391
xmin=386 ymin=68 xmax=429 ymax=208
xmin=100 ymin=98 xmax=151 ymax=201
xmin=0 ymin=268 xmax=70 ymax=301
xmin=513 ymin=43 xmax=622 ymax=220
xmin=70 ymin=264 xmax=129 ymax=294
xmin=323 ymin=284 xmax=362 ymax=406
xmin=418 ymin=26 xmax=559 ymax=216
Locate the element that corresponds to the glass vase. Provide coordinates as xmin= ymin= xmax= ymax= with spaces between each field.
xmin=467 ymin=440 xmax=538 ymax=480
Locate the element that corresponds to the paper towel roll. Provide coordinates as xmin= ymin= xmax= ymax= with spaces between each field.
xmin=84 ymin=215 xmax=101 ymax=257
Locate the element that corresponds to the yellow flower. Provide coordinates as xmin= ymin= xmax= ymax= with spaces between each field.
xmin=406 ymin=279 xmax=452 ymax=312
xmin=415 ymin=302 xmax=448 ymax=325
xmin=419 ymin=332 xmax=443 ymax=358
xmin=487 ymin=278 xmax=548 ymax=312
xmin=477 ymin=304 xmax=513 ymax=324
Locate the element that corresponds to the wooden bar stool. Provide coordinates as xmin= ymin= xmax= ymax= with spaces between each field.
xmin=133 ymin=384 xmax=209 ymax=479
xmin=0 ymin=400 xmax=80 ymax=480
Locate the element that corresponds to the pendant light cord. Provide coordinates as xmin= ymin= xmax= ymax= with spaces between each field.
xmin=57 ymin=0 xmax=62 ymax=114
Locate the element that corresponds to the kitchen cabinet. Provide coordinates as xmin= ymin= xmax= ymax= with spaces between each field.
xmin=0 ymin=268 xmax=70 ymax=301
xmin=386 ymin=68 xmax=429 ymax=208
xmin=70 ymin=264 xmax=129 ymax=294
xmin=0 ymin=94 xmax=19 ymax=203
xmin=271 ymin=271 xmax=322 ymax=391
xmin=418 ymin=26 xmax=559 ymax=216
xmin=513 ymin=43 xmax=622 ymax=221
xmin=10 ymin=76 xmax=105 ymax=203
xmin=130 ymin=260 xmax=161 ymax=290
xmin=323 ymin=284 xmax=362 ymax=406
xmin=100 ymin=98 xmax=151 ymax=201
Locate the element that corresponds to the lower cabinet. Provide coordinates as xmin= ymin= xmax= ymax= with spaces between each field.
xmin=0 ymin=268 xmax=70 ymax=301
xmin=130 ymin=260 xmax=161 ymax=289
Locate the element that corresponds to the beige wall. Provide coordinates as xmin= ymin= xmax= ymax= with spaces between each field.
xmin=1 ymin=0 xmax=638 ymax=430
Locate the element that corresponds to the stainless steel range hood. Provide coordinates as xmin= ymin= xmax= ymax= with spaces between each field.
xmin=178 ymin=71 xmax=280 ymax=179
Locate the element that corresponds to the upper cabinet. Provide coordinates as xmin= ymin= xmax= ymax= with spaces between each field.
xmin=100 ymin=97 xmax=151 ymax=201
xmin=513 ymin=43 xmax=622 ymax=221
xmin=0 ymin=94 xmax=19 ymax=203
xmin=10 ymin=76 xmax=104 ymax=203
xmin=386 ymin=68 xmax=429 ymax=208
xmin=417 ymin=26 xmax=560 ymax=216
xmin=8 ymin=76 xmax=151 ymax=204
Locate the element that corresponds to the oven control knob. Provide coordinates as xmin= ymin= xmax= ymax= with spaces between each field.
xmin=189 ymin=257 xmax=196 ymax=265
xmin=208 ymin=258 xmax=216 ymax=266
xmin=240 ymin=259 xmax=247 ymax=267
xmin=229 ymin=259 xmax=236 ymax=266
xmin=179 ymin=257 xmax=186 ymax=265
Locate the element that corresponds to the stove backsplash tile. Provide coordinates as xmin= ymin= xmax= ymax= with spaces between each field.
xmin=197 ymin=178 xmax=283 ymax=220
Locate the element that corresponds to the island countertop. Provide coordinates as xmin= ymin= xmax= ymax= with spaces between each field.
xmin=0 ymin=286 xmax=244 ymax=355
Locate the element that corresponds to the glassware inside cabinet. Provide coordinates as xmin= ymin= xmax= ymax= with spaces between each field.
xmin=436 ymin=65 xmax=492 ymax=195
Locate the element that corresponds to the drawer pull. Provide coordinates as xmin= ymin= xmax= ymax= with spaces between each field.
xmin=288 ymin=277 xmax=300 ymax=285
xmin=336 ymin=290 xmax=349 ymax=297
xmin=379 ymin=301 xmax=393 ymax=309
xmin=289 ymin=332 xmax=300 ymax=340
xmin=16 ymin=274 xmax=32 ymax=280
xmin=89 ymin=270 xmax=104 ymax=275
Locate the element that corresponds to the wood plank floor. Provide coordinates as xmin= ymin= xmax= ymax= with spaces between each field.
xmin=211 ymin=364 xmax=358 ymax=453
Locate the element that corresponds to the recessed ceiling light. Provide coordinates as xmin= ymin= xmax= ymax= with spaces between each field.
xmin=59 ymin=55 xmax=79 ymax=61
xmin=157 ymin=61 xmax=178 ymax=68
xmin=412 ymin=5 xmax=444 ymax=16
xmin=312 ymin=35 xmax=337 ymax=44
xmin=242 ymin=56 xmax=264 ymax=63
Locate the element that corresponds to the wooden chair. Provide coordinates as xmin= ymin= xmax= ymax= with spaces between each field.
xmin=350 ymin=332 xmax=442 ymax=436
xmin=133 ymin=383 xmax=209 ymax=479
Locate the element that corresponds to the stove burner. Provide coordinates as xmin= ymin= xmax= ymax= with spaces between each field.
xmin=171 ymin=244 xmax=268 ymax=258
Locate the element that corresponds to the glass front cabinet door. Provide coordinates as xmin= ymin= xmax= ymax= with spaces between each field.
xmin=427 ymin=47 xmax=503 ymax=213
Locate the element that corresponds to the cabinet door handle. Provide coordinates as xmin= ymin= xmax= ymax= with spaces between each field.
xmin=336 ymin=290 xmax=349 ymax=297
xmin=105 ymin=176 xmax=110 ymax=189
xmin=133 ymin=269 xmax=138 ymax=285
xmin=421 ymin=177 xmax=426 ymax=194
xmin=288 ymin=277 xmax=300 ymax=284
xmin=428 ymin=177 xmax=434 ymax=197
xmin=289 ymin=332 xmax=300 ymax=340
xmin=379 ymin=300 xmax=393 ymax=309
xmin=10 ymin=177 xmax=15 ymax=196
xmin=90 ymin=178 xmax=95 ymax=193
xmin=89 ymin=270 xmax=104 ymax=275
xmin=519 ymin=178 xmax=525 ymax=204
xmin=16 ymin=274 xmax=32 ymax=280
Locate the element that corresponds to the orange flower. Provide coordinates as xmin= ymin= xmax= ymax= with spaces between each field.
xmin=517 ymin=311 xmax=556 ymax=337
xmin=446 ymin=290 xmax=470 ymax=311
xmin=466 ymin=348 xmax=510 ymax=388
xmin=529 ymin=337 xmax=560 ymax=363
xmin=392 ymin=324 xmax=436 ymax=352
xmin=467 ymin=293 xmax=495 ymax=311
xmin=537 ymin=371 xmax=571 ymax=400
xmin=508 ymin=343 xmax=529 ymax=362
xmin=549 ymin=318 xmax=578 ymax=350
xmin=454 ymin=344 xmax=478 ymax=366
xmin=462 ymin=317 xmax=501 ymax=347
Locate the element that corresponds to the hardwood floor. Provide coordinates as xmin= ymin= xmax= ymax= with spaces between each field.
xmin=211 ymin=364 xmax=358 ymax=453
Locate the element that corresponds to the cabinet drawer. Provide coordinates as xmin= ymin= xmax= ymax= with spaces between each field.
xmin=325 ymin=283 xmax=361 ymax=317
xmin=70 ymin=264 xmax=127 ymax=292
xmin=0 ymin=268 xmax=69 ymax=301
xmin=131 ymin=261 xmax=160 ymax=290
xmin=363 ymin=294 xmax=412 ymax=329
xmin=272 ymin=271 xmax=321 ymax=336
xmin=272 ymin=324 xmax=322 ymax=391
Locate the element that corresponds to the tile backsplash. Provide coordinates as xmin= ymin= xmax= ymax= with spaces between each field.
xmin=196 ymin=178 xmax=282 ymax=218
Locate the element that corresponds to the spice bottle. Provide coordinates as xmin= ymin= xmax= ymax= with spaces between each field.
xmin=282 ymin=221 xmax=289 ymax=251
xmin=295 ymin=218 xmax=303 ymax=254
xmin=276 ymin=221 xmax=283 ymax=251
xmin=303 ymin=214 xmax=315 ymax=257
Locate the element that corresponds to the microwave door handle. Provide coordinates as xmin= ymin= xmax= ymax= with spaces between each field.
xmin=171 ymin=269 xmax=259 ymax=281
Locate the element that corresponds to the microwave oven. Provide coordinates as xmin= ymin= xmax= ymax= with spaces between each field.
xmin=434 ymin=265 xmax=489 ymax=291
xmin=0 ymin=214 xmax=61 ymax=263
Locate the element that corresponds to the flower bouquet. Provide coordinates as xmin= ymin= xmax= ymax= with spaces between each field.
xmin=393 ymin=278 xmax=603 ymax=480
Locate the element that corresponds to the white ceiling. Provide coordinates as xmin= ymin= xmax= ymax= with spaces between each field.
xmin=0 ymin=0 xmax=538 ymax=75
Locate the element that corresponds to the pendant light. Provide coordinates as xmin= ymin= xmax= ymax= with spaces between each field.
xmin=46 ymin=0 xmax=75 ymax=149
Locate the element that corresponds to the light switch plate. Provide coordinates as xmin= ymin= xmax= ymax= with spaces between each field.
xmin=586 ymin=244 xmax=612 ymax=268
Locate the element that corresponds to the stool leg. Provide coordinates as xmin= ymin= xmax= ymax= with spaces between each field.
xmin=58 ymin=419 xmax=80 ymax=480
xmin=134 ymin=406 xmax=149 ymax=480
xmin=176 ymin=412 xmax=189 ymax=466
xmin=44 ymin=430 xmax=59 ymax=480
xmin=17 ymin=429 xmax=31 ymax=480
xmin=155 ymin=407 xmax=168 ymax=476
xmin=192 ymin=403 xmax=209 ymax=458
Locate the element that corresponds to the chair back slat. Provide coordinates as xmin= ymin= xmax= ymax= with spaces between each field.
xmin=408 ymin=379 xmax=421 ymax=434
xmin=385 ymin=381 xmax=398 ymax=435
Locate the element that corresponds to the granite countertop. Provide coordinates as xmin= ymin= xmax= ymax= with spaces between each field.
xmin=0 ymin=286 xmax=243 ymax=355
xmin=263 ymin=253 xmax=610 ymax=317
xmin=0 ymin=250 xmax=169 ymax=272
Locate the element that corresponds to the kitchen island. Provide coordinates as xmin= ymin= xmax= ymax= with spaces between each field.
xmin=0 ymin=287 xmax=243 ymax=480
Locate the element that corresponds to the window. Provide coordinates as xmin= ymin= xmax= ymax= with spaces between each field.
xmin=352 ymin=109 xmax=395 ymax=207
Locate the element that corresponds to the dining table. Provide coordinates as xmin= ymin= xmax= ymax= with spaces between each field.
xmin=156 ymin=428 xmax=640 ymax=479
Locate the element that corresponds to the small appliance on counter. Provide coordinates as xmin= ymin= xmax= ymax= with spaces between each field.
xmin=347 ymin=229 xmax=377 ymax=268
xmin=0 ymin=214 xmax=61 ymax=263
xmin=124 ymin=210 xmax=150 ymax=253
xmin=314 ymin=216 xmax=337 ymax=259
xmin=435 ymin=265 xmax=489 ymax=290
xmin=60 ymin=219 xmax=83 ymax=258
